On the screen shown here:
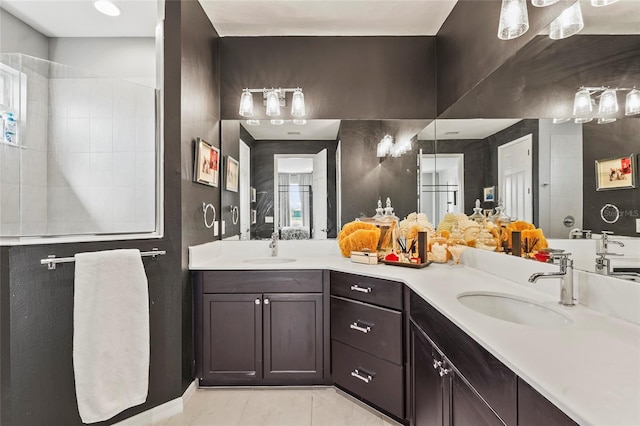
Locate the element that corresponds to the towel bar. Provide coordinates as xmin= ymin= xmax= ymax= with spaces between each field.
xmin=41 ymin=248 xmax=167 ymax=270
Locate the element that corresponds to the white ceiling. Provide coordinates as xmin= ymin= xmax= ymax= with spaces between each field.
xmin=242 ymin=119 xmax=340 ymax=140
xmin=419 ymin=119 xmax=523 ymax=140
xmin=198 ymin=0 xmax=459 ymax=36
xmin=1 ymin=0 xmax=158 ymax=37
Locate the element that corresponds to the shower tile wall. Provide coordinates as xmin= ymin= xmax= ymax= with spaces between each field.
xmin=0 ymin=62 xmax=48 ymax=237
xmin=46 ymin=78 xmax=155 ymax=235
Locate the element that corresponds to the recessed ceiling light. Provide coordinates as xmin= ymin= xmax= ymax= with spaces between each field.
xmin=94 ymin=0 xmax=121 ymax=17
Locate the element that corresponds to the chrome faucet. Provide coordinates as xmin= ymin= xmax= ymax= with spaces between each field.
xmin=528 ymin=253 xmax=575 ymax=306
xmin=269 ymin=231 xmax=278 ymax=257
xmin=595 ymin=252 xmax=624 ymax=275
xmin=601 ymin=230 xmax=625 ymax=251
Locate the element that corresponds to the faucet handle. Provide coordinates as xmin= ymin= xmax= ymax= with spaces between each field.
xmin=596 ymin=252 xmax=623 ymax=257
xmin=601 ymin=230 xmax=614 ymax=235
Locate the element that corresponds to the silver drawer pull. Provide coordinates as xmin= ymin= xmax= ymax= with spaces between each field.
xmin=351 ymin=368 xmax=374 ymax=383
xmin=350 ymin=321 xmax=373 ymax=334
xmin=350 ymin=284 xmax=372 ymax=294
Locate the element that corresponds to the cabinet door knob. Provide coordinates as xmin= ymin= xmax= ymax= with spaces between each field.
xmin=433 ymin=359 xmax=442 ymax=370
xmin=350 ymin=320 xmax=373 ymax=334
xmin=351 ymin=368 xmax=375 ymax=384
xmin=255 ymin=298 xmax=261 ymax=305
xmin=264 ymin=298 xmax=270 ymax=305
xmin=350 ymin=284 xmax=372 ymax=294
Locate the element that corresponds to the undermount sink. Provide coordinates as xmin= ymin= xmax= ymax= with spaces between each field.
xmin=457 ymin=292 xmax=572 ymax=327
xmin=243 ymin=258 xmax=297 ymax=264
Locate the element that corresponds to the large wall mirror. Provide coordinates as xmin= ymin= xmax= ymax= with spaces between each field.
xmin=0 ymin=2 xmax=161 ymax=240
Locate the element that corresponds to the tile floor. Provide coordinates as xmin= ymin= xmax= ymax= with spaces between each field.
xmin=153 ymin=387 xmax=401 ymax=426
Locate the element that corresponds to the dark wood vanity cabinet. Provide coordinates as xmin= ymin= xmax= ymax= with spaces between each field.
xmin=329 ymin=271 xmax=406 ymax=420
xmin=410 ymin=290 xmax=576 ymax=426
xmin=193 ymin=270 xmax=329 ymax=386
xmin=411 ymin=322 xmax=504 ymax=426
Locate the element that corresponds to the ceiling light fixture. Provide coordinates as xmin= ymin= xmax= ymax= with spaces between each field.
xmin=549 ymin=1 xmax=584 ymax=39
xmin=94 ymin=0 xmax=121 ymax=17
xmin=498 ymin=0 xmax=530 ymax=40
xmin=238 ymin=87 xmax=306 ymax=119
xmin=590 ymin=0 xmax=619 ymax=7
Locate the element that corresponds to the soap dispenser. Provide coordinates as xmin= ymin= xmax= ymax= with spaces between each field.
xmin=468 ymin=199 xmax=486 ymax=224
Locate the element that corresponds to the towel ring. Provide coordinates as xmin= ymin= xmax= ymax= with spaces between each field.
xmin=231 ymin=205 xmax=239 ymax=225
xmin=203 ymin=203 xmax=216 ymax=229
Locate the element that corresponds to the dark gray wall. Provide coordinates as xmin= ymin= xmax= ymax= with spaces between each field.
xmin=435 ymin=0 xmax=574 ymax=116
xmin=583 ymin=119 xmax=640 ymax=235
xmin=440 ymin=35 xmax=640 ymax=119
xmin=247 ymin=137 xmax=338 ymax=240
xmin=177 ymin=0 xmax=221 ymax=390
xmin=220 ymin=36 xmax=437 ymax=120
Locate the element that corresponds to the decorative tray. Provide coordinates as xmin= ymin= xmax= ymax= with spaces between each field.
xmin=380 ymin=260 xmax=433 ymax=269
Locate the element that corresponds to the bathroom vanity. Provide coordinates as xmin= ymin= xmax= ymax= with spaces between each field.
xmin=190 ymin=241 xmax=640 ymax=425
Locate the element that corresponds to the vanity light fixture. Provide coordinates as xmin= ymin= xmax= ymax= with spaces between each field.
xmin=552 ymin=118 xmax=571 ymax=124
xmin=293 ymin=119 xmax=307 ymax=125
xmin=238 ymin=87 xmax=306 ymax=119
xmin=549 ymin=1 xmax=584 ymax=40
xmin=377 ymin=135 xmax=412 ymax=158
xmin=94 ymin=0 xmax=121 ymax=17
xmin=270 ymin=119 xmax=285 ymax=126
xmin=571 ymin=86 xmax=639 ymax=123
xmin=376 ymin=135 xmax=394 ymax=157
xmin=498 ymin=0 xmax=530 ymax=40
xmin=246 ymin=119 xmax=260 ymax=126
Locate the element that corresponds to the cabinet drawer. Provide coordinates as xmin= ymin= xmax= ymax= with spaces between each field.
xmin=198 ymin=270 xmax=323 ymax=293
xmin=330 ymin=271 xmax=402 ymax=310
xmin=332 ymin=340 xmax=404 ymax=419
xmin=411 ymin=291 xmax=517 ymax=426
xmin=331 ymin=296 xmax=402 ymax=364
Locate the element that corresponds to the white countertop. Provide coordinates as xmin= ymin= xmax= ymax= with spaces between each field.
xmin=190 ymin=241 xmax=640 ymax=426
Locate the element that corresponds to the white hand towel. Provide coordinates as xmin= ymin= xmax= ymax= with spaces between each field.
xmin=73 ymin=249 xmax=149 ymax=423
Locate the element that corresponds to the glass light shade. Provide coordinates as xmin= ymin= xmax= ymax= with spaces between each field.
xmin=246 ymin=119 xmax=260 ymax=126
xmin=625 ymin=89 xmax=640 ymax=115
xmin=291 ymin=89 xmax=306 ymax=117
xmin=574 ymin=117 xmax=593 ymax=123
xmin=590 ymin=0 xmax=619 ymax=6
xmin=238 ymin=90 xmax=254 ymax=117
xmin=552 ymin=118 xmax=571 ymax=124
xmin=532 ymin=0 xmax=559 ymax=6
xmin=293 ymin=119 xmax=307 ymax=125
xmin=598 ymin=89 xmax=619 ymax=115
xmin=498 ymin=0 xmax=530 ymax=40
xmin=597 ymin=117 xmax=617 ymax=124
xmin=549 ymin=2 xmax=584 ymax=40
xmin=265 ymin=90 xmax=281 ymax=116
xmin=573 ymin=88 xmax=593 ymax=116
xmin=270 ymin=119 xmax=284 ymax=125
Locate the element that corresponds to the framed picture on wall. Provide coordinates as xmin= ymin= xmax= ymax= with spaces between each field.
xmin=193 ymin=138 xmax=219 ymax=187
xmin=483 ymin=186 xmax=496 ymax=202
xmin=595 ymin=154 xmax=636 ymax=191
xmin=225 ymin=155 xmax=239 ymax=192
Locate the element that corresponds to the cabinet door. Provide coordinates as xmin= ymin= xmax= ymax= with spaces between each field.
xmin=411 ymin=324 xmax=449 ymax=426
xmin=451 ymin=374 xmax=505 ymax=426
xmin=201 ymin=293 xmax=262 ymax=384
xmin=263 ymin=293 xmax=323 ymax=382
